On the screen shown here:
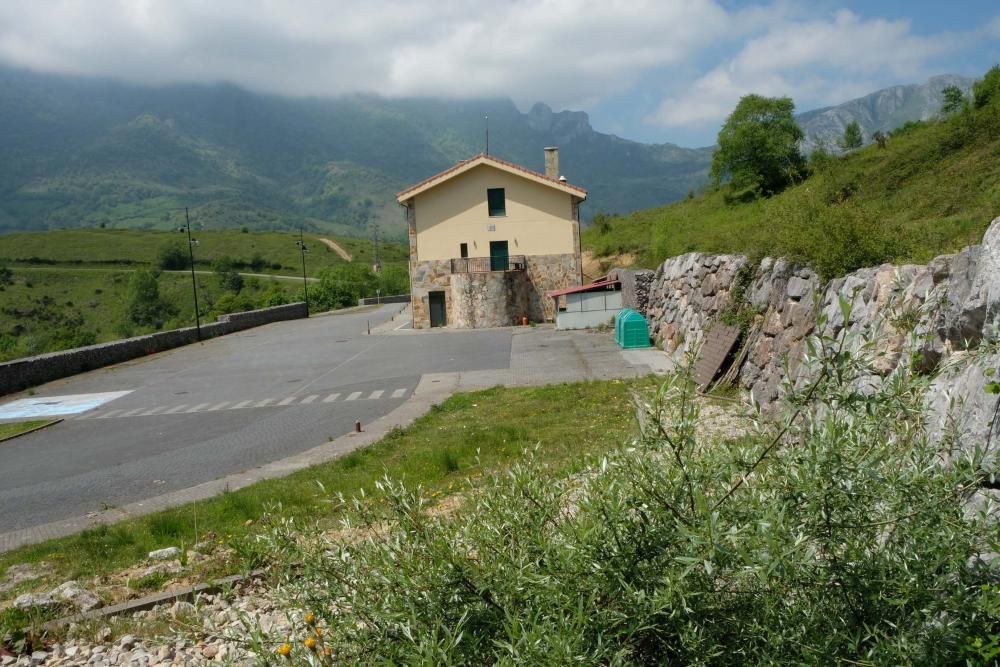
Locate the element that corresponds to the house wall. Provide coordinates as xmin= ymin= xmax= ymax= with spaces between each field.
xmin=410 ymin=164 xmax=578 ymax=261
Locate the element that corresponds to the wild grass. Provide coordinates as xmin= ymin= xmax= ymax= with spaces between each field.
xmin=0 ymin=420 xmax=54 ymax=440
xmin=584 ymin=101 xmax=1000 ymax=278
xmin=0 ymin=378 xmax=648 ymax=638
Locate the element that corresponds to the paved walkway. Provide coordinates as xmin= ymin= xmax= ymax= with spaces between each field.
xmin=0 ymin=322 xmax=671 ymax=552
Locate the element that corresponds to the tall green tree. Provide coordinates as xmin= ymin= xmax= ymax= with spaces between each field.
xmin=941 ymin=85 xmax=967 ymax=114
xmin=125 ymin=269 xmax=176 ymax=329
xmin=973 ymin=64 xmax=1000 ymax=109
xmin=838 ymin=120 xmax=864 ymax=150
xmin=711 ymin=94 xmax=805 ymax=197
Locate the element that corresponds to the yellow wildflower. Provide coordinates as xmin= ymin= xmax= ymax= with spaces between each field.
xmin=304 ymin=637 xmax=317 ymax=651
xmin=277 ymin=643 xmax=292 ymax=658
xmin=304 ymin=611 xmax=316 ymax=625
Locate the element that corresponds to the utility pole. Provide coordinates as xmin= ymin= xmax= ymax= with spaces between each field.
xmin=296 ymin=228 xmax=309 ymax=315
xmin=372 ymin=223 xmax=381 ymax=274
xmin=183 ymin=208 xmax=202 ymax=340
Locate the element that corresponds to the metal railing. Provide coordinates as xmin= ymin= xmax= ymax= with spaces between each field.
xmin=450 ymin=255 xmax=527 ymax=273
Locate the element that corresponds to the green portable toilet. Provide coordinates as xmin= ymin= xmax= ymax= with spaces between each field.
xmin=616 ymin=309 xmax=651 ymax=349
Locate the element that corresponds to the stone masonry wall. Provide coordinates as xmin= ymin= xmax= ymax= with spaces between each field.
xmin=526 ymin=253 xmax=580 ymax=322
xmin=644 ymin=216 xmax=1000 ymax=511
xmin=410 ymin=259 xmax=452 ymax=329
xmin=450 ymin=271 xmax=531 ymax=328
xmin=0 ymin=302 xmax=308 ymax=396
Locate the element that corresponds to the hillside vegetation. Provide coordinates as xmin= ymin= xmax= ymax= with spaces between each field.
xmin=584 ymin=77 xmax=1000 ymax=279
xmin=0 ymin=67 xmax=711 ymax=238
xmin=0 ymin=230 xmax=408 ymax=361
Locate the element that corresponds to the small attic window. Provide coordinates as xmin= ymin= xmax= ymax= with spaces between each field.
xmin=487 ymin=188 xmax=506 ymax=217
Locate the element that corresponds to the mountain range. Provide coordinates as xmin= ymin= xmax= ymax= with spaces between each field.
xmin=0 ymin=68 xmax=975 ymax=239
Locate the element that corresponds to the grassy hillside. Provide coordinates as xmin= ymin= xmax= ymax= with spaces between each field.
xmin=0 ymin=67 xmax=712 ymax=238
xmin=0 ymin=230 xmax=409 ymax=362
xmin=584 ymin=96 xmax=1000 ymax=278
xmin=0 ymin=229 xmax=407 ymax=276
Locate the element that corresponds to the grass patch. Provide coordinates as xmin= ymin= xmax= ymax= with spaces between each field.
xmin=0 ymin=420 xmax=55 ymax=441
xmin=584 ymin=103 xmax=1000 ymax=277
xmin=0 ymin=378 xmax=649 ymax=634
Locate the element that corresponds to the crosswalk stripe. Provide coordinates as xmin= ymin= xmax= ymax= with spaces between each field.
xmin=254 ymin=398 xmax=273 ymax=407
xmin=301 ymin=394 xmax=319 ymax=404
xmin=207 ymin=402 xmax=230 ymax=411
xmin=323 ymin=393 xmax=341 ymax=403
xmin=97 ymin=409 xmax=125 ymax=419
xmin=230 ymin=400 xmax=253 ymax=409
xmin=119 ymin=408 xmax=145 ymax=417
xmin=75 ymin=411 xmax=99 ymax=420
xmin=346 ymin=391 xmax=362 ymax=401
xmin=185 ymin=403 xmax=212 ymax=413
xmin=367 ymin=390 xmax=384 ymax=400
xmin=164 ymin=405 xmax=189 ymax=414
xmin=277 ymin=396 xmax=296 ymax=406
xmin=391 ymin=388 xmax=407 ymax=398
xmin=140 ymin=406 xmax=168 ymax=416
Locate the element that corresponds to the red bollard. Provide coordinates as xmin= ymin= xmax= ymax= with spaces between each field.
xmin=354 ymin=419 xmax=362 ymax=433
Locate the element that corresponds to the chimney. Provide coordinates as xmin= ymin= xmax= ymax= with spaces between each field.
xmin=543 ymin=146 xmax=559 ymax=180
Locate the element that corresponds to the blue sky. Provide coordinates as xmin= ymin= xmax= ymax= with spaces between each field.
xmin=0 ymin=1 xmax=997 ymax=147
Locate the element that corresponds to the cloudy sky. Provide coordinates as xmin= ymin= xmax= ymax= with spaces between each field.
xmin=0 ymin=0 xmax=997 ymax=146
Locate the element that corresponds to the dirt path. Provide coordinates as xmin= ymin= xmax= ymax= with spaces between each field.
xmin=319 ymin=237 xmax=353 ymax=261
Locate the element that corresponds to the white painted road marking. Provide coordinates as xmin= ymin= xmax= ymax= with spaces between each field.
xmin=0 ymin=390 xmax=133 ymax=419
xmin=56 ymin=387 xmax=412 ymax=419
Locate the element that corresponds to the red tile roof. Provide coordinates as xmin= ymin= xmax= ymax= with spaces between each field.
xmin=396 ymin=152 xmax=587 ymax=201
xmin=546 ymin=279 xmax=620 ymax=298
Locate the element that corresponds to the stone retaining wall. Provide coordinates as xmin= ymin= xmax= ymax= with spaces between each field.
xmin=0 ymin=302 xmax=308 ymax=396
xmin=643 ymin=216 xmax=1000 ymax=509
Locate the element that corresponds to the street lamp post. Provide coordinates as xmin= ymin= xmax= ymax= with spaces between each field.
xmin=181 ymin=208 xmax=201 ymax=340
xmin=296 ymin=229 xmax=309 ymax=316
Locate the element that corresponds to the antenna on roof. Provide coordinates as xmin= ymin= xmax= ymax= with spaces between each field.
xmin=485 ymin=114 xmax=489 ymax=155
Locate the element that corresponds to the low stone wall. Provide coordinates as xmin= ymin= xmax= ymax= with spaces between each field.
xmin=358 ymin=294 xmax=410 ymax=306
xmin=0 ymin=302 xmax=308 ymax=396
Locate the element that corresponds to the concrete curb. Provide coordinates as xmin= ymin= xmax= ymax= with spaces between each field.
xmin=0 ymin=377 xmax=457 ymax=553
xmin=45 ymin=570 xmax=267 ymax=629
xmin=0 ymin=418 xmax=63 ymax=444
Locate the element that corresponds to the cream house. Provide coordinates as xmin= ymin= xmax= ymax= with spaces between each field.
xmin=397 ymin=148 xmax=586 ymax=328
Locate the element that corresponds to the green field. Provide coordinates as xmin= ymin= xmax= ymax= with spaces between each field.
xmin=584 ymin=100 xmax=1000 ymax=278
xmin=0 ymin=229 xmax=406 ymax=277
xmin=0 ymin=229 xmax=409 ymax=362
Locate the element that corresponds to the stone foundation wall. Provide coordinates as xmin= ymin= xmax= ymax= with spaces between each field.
xmin=450 ymin=271 xmax=531 ymax=328
xmin=410 ymin=259 xmax=452 ymax=329
xmin=0 ymin=302 xmax=308 ymax=396
xmin=526 ymin=253 xmax=580 ymax=321
xmin=409 ymin=253 xmax=579 ymax=328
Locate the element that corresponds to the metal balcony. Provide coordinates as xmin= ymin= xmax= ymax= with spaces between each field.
xmin=450 ymin=255 xmax=527 ymax=273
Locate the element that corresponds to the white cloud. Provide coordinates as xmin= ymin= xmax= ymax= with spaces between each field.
xmin=0 ymin=0 xmax=733 ymax=109
xmin=650 ymin=9 xmax=972 ymax=128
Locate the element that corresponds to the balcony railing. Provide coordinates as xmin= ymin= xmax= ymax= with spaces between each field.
xmin=450 ymin=255 xmax=527 ymax=273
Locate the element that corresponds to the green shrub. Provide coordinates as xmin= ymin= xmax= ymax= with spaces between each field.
xmin=252 ymin=302 xmax=998 ymax=664
xmin=156 ymin=240 xmax=188 ymax=270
